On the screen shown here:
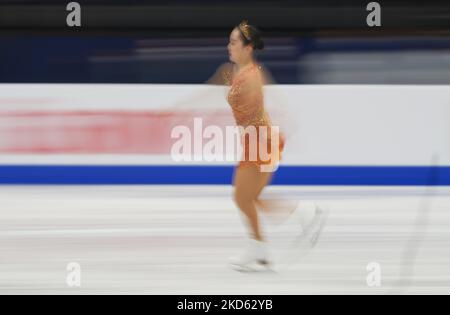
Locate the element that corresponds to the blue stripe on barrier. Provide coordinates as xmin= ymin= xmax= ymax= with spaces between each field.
xmin=0 ymin=165 xmax=449 ymax=185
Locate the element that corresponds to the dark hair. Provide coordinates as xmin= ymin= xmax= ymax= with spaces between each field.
xmin=236 ymin=21 xmax=265 ymax=51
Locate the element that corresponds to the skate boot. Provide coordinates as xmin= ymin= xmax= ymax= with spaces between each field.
xmin=229 ymin=239 xmax=272 ymax=272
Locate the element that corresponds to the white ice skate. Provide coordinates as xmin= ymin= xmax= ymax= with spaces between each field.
xmin=274 ymin=203 xmax=329 ymax=266
xmin=294 ymin=203 xmax=329 ymax=249
xmin=229 ymin=239 xmax=273 ymax=272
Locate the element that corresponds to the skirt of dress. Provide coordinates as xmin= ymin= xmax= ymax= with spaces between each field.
xmin=238 ymin=127 xmax=286 ymax=171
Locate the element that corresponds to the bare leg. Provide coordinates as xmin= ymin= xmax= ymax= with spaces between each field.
xmin=256 ymin=199 xmax=299 ymax=225
xmin=252 ymin=169 xmax=298 ymax=225
xmin=233 ymin=164 xmax=273 ymax=241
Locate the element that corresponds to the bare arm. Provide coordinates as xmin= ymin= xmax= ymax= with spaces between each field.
xmin=161 ymin=63 xmax=235 ymax=127
xmin=206 ymin=62 xmax=234 ymax=85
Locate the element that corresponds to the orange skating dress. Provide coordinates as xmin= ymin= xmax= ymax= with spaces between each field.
xmin=224 ymin=63 xmax=285 ymax=170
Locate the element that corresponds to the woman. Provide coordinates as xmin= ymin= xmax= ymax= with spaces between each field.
xmin=220 ymin=21 xmax=326 ymax=271
xmin=172 ymin=20 xmax=327 ymax=271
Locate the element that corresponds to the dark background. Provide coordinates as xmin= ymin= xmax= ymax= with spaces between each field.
xmin=1 ymin=0 xmax=450 ymax=84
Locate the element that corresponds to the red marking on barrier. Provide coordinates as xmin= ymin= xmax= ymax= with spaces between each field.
xmin=0 ymin=110 xmax=232 ymax=154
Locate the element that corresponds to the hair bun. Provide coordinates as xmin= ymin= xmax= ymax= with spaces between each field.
xmin=237 ymin=21 xmax=265 ymax=51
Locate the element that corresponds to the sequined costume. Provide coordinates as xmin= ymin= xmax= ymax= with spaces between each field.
xmin=224 ymin=63 xmax=285 ymax=169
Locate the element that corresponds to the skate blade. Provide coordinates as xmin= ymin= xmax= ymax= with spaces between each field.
xmin=229 ymin=260 xmax=275 ymax=273
xmin=309 ymin=207 xmax=329 ymax=246
xmin=291 ymin=206 xmax=322 ymax=248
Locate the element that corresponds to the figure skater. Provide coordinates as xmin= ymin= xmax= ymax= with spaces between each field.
xmin=169 ymin=20 xmax=328 ymax=271
xmin=216 ymin=21 xmax=328 ymax=271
